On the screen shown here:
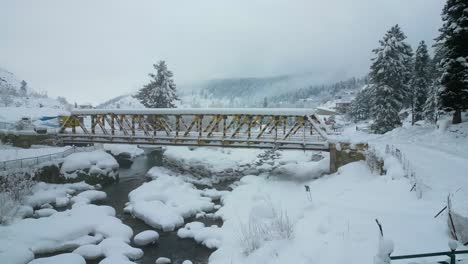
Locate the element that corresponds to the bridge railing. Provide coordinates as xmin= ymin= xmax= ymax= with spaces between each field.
xmin=0 ymin=145 xmax=98 ymax=172
xmin=390 ymin=249 xmax=468 ymax=264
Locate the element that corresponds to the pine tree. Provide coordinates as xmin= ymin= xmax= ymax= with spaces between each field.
xmin=349 ymin=85 xmax=373 ymax=122
xmin=424 ymin=44 xmax=446 ymax=123
xmin=369 ymin=25 xmax=413 ymax=133
xmin=20 ymin=80 xmax=28 ymax=97
xmin=134 ymin=61 xmax=178 ymax=108
xmin=412 ymin=41 xmax=432 ymax=123
xmin=436 ymin=0 xmax=468 ymax=124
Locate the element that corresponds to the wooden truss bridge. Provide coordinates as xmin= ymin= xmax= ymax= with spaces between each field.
xmin=58 ymin=108 xmax=331 ymax=150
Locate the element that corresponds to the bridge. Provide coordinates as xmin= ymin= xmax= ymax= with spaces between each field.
xmin=58 ymin=108 xmax=331 ymax=150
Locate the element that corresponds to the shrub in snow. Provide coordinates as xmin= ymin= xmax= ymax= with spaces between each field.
xmin=60 ymin=150 xmax=119 ymax=185
xmin=238 ymin=205 xmax=294 ymax=255
xmin=0 ymin=171 xmax=35 ymax=202
xmin=374 ymin=238 xmax=394 ymax=264
xmin=0 ymin=172 xmax=35 ymax=223
xmin=0 ymin=192 xmax=19 ymax=224
xmin=155 ymin=257 xmax=172 ymax=264
xmin=133 ymin=230 xmax=159 ymax=246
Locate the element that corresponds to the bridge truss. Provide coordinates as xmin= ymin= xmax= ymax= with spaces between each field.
xmin=58 ymin=109 xmax=330 ymax=150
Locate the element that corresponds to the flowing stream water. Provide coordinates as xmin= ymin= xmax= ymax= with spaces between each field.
xmin=92 ymin=151 xmax=224 ymax=264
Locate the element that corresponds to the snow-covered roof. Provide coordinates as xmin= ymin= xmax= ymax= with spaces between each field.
xmin=71 ymin=108 xmax=316 ymax=116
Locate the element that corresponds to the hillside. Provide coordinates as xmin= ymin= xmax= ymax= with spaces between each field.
xmin=99 ymin=74 xmax=366 ymax=109
xmin=0 ymin=67 xmax=69 ymax=122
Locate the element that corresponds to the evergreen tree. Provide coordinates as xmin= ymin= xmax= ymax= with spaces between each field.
xmin=412 ymin=41 xmax=432 ymax=123
xmin=134 ymin=61 xmax=178 ymax=108
xmin=369 ymin=25 xmax=413 ymax=133
xmin=424 ymin=44 xmax=446 ymax=123
xmin=20 ymin=80 xmax=27 ymax=97
xmin=349 ymin=85 xmax=373 ymax=122
xmin=436 ymin=0 xmax=468 ymax=124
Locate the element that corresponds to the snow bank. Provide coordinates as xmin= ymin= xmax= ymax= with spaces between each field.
xmin=163 ymin=146 xmax=262 ymax=175
xmin=270 ymin=154 xmax=329 ymax=181
xmin=177 ymin=222 xmax=222 ymax=249
xmin=210 ymin=162 xmax=451 ymax=264
xmin=103 ymin=144 xmax=144 ymax=158
xmin=128 ymin=172 xmax=214 ymax=231
xmin=0 ymin=203 xmax=133 ymax=263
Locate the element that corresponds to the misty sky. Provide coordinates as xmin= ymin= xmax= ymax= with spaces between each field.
xmin=1 ymin=0 xmax=444 ymax=104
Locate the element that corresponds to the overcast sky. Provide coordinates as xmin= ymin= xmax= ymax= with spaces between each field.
xmin=0 ymin=0 xmax=444 ymax=104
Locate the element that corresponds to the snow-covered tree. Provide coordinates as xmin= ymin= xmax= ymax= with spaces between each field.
xmin=0 ymin=93 xmax=13 ymax=107
xmin=349 ymin=85 xmax=373 ymax=122
xmin=436 ymin=0 xmax=468 ymax=124
xmin=412 ymin=41 xmax=432 ymax=123
xmin=20 ymin=80 xmax=28 ymax=97
xmin=369 ymin=25 xmax=413 ymax=133
xmin=134 ymin=61 xmax=178 ymax=108
xmin=424 ymin=44 xmax=446 ymax=123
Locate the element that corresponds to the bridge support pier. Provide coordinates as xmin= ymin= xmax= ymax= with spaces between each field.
xmin=329 ymin=143 xmax=368 ymax=173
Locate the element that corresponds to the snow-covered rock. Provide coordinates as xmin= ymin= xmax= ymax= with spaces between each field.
xmin=133 ymin=230 xmax=159 ymax=246
xmin=177 ymin=222 xmax=221 ymax=249
xmin=73 ymin=244 xmax=102 ymax=260
xmin=25 ymin=181 xmax=94 ymax=208
xmin=0 ymin=204 xmax=133 ymax=262
xmin=55 ymin=196 xmax=70 ymax=207
xmin=60 ymin=150 xmax=119 ymax=185
xmin=103 ymin=144 xmax=144 ymax=167
xmin=28 ymin=253 xmax=86 ymax=264
xmin=128 ymin=172 xmax=214 ymax=231
xmin=34 ymin=208 xmax=57 ymax=218
xmin=71 ymin=190 xmax=107 ymax=204
xmin=155 ymin=257 xmax=172 ymax=264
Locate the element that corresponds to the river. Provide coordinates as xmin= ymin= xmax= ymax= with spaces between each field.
xmin=92 ymin=150 xmax=223 ymax=264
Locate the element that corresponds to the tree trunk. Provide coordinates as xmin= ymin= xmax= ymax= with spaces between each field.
xmin=452 ymin=109 xmax=462 ymax=124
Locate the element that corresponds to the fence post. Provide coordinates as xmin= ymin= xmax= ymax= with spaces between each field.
xmin=450 ymin=249 xmax=456 ymax=264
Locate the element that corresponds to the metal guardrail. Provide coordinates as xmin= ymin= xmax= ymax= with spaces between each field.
xmin=0 ymin=145 xmax=98 ymax=172
xmin=0 ymin=121 xmax=15 ymax=130
xmin=391 ymin=249 xmax=468 ymax=264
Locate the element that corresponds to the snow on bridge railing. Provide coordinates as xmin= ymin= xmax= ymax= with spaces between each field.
xmin=70 ymin=108 xmax=317 ymax=116
xmin=0 ymin=145 xmax=99 ymax=172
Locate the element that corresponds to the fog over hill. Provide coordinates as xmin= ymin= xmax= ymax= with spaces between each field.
xmin=98 ymin=73 xmax=366 ymax=109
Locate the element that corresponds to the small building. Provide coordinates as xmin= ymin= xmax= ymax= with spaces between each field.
xmin=335 ymin=100 xmax=352 ymax=114
xmin=78 ymin=104 xmax=93 ymax=109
